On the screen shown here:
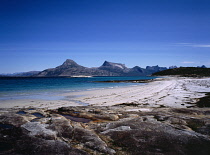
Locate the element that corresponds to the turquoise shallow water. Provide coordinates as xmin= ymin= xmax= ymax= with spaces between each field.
xmin=0 ymin=76 xmax=157 ymax=100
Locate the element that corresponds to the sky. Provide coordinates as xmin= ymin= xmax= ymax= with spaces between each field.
xmin=0 ymin=0 xmax=210 ymax=73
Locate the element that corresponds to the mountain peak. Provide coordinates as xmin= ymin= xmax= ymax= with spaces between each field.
xmin=62 ymin=59 xmax=80 ymax=67
xmin=102 ymin=61 xmax=111 ymax=66
xmin=101 ymin=61 xmax=126 ymax=69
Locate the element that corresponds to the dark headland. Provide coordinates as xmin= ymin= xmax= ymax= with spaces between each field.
xmin=152 ymin=67 xmax=210 ymax=77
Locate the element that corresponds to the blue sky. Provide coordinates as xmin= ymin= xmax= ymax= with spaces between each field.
xmin=0 ymin=0 xmax=210 ymax=73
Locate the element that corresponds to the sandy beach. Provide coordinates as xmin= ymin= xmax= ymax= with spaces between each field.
xmin=71 ymin=77 xmax=210 ymax=107
xmin=0 ymin=77 xmax=210 ymax=109
xmin=1 ymin=77 xmax=210 ymax=155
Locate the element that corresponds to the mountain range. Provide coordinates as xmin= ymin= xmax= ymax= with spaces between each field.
xmin=36 ymin=59 xmax=167 ymax=77
xmin=2 ymin=60 xmax=207 ymax=77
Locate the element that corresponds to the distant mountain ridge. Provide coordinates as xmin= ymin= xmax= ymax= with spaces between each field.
xmin=37 ymin=59 xmax=168 ymax=77
xmin=0 ymin=71 xmax=40 ymax=77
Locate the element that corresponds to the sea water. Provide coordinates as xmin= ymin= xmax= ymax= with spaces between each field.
xmin=0 ymin=76 xmax=157 ymax=100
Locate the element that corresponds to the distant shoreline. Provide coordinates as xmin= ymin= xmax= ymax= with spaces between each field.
xmin=93 ymin=78 xmax=154 ymax=83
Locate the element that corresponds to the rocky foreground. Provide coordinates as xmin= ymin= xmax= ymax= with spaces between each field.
xmin=1 ymin=105 xmax=210 ymax=155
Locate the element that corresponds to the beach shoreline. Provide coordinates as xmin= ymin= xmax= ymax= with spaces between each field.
xmin=0 ymin=77 xmax=210 ymax=109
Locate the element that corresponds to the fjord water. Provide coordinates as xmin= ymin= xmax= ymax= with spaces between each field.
xmin=0 ymin=76 xmax=156 ymax=100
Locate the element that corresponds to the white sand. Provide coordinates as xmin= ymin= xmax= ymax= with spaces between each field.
xmin=69 ymin=77 xmax=210 ymax=108
xmin=0 ymin=99 xmax=82 ymax=109
xmin=1 ymin=77 xmax=210 ymax=109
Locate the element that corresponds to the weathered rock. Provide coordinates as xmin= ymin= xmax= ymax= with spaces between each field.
xmin=95 ymin=114 xmax=119 ymax=121
xmin=100 ymin=117 xmax=210 ymax=155
xmin=74 ymin=126 xmax=115 ymax=154
xmin=0 ymin=113 xmax=28 ymax=127
xmin=14 ymin=136 xmax=88 ymax=155
xmin=1 ymin=106 xmax=210 ymax=154
xmin=50 ymin=119 xmax=74 ymax=139
xmin=167 ymin=117 xmax=187 ymax=125
xmin=197 ymin=124 xmax=210 ymax=136
xmin=21 ymin=122 xmax=57 ymax=140
xmin=0 ymin=123 xmax=88 ymax=155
